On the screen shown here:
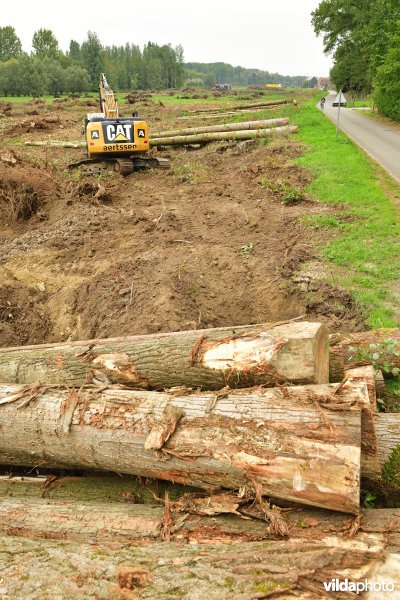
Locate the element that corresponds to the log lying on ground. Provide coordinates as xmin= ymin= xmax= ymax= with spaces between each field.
xmin=0 ymin=321 xmax=329 ymax=389
xmin=178 ymin=107 xmax=282 ymax=119
xmin=0 ymin=474 xmax=201 ymax=503
xmin=25 ymin=140 xmax=86 ymax=148
xmin=330 ymin=328 xmax=400 ymax=381
xmin=0 ymin=380 xmax=364 ymax=513
xmin=345 ymin=366 xmax=380 ymax=480
xmin=150 ymin=125 xmax=298 ymax=147
xmin=1 ymin=524 xmax=398 ymax=599
xmin=188 ymin=99 xmax=290 ymax=113
xmin=154 ymin=118 xmax=289 ymax=138
xmin=1 ymin=492 xmax=399 ymax=547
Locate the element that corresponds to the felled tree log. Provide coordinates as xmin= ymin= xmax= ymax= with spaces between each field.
xmin=345 ymin=366 xmax=380 ymax=480
xmin=330 ymin=328 xmax=400 ymax=381
xmin=154 ymin=118 xmax=289 ymax=138
xmin=151 ymin=125 xmax=298 ymax=147
xmin=24 ymin=141 xmax=86 ymax=148
xmin=0 ymin=521 xmax=398 ymax=600
xmin=1 ymin=493 xmax=399 ymax=547
xmin=0 ymin=474 xmax=201 ymax=503
xmin=0 ymin=321 xmax=329 ymax=389
xmin=0 ymin=381 xmax=364 ymax=513
xmin=375 ymin=413 xmax=400 ymax=475
xmin=188 ymin=99 xmax=290 ymax=113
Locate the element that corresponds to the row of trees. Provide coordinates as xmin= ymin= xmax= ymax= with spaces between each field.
xmin=312 ymin=0 xmax=400 ymax=120
xmin=185 ymin=62 xmax=307 ymax=88
xmin=0 ymin=26 xmax=185 ymax=95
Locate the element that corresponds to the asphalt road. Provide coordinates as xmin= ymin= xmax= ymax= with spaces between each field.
xmin=320 ymin=92 xmax=400 ymax=182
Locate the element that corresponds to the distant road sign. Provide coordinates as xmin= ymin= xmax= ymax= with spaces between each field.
xmin=333 ymin=92 xmax=347 ymax=107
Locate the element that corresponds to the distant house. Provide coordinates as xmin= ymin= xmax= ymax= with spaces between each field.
xmin=317 ymin=77 xmax=331 ymax=90
xmin=304 ymin=77 xmax=318 ymax=89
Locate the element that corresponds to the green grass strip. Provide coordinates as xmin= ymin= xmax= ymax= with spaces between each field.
xmin=288 ymin=98 xmax=400 ymax=328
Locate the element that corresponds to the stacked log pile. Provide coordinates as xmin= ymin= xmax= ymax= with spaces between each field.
xmin=0 ymin=321 xmax=399 ymax=598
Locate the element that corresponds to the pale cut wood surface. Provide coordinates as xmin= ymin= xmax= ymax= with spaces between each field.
xmin=0 ymin=380 xmax=362 ymax=513
xmin=0 ymin=321 xmax=329 ymax=389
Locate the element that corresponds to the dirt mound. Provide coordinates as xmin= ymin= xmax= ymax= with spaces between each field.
xmin=0 ymin=284 xmax=51 ymax=347
xmin=0 ymin=164 xmax=60 ymax=224
xmin=0 ymin=98 xmax=366 ymax=347
xmin=126 ymin=91 xmax=153 ymax=104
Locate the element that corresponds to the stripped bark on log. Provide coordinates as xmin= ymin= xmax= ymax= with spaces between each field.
xmin=153 ymin=118 xmax=289 ymax=138
xmin=345 ymin=366 xmax=380 ymax=480
xmin=0 ymin=381 xmax=364 ymax=512
xmin=150 ymin=125 xmax=298 ymax=147
xmin=0 ymin=493 xmax=399 ymax=546
xmin=0 ymin=321 xmax=329 ymax=389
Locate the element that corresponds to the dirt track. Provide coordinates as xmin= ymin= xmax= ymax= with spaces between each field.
xmin=0 ymin=95 xmax=365 ymax=347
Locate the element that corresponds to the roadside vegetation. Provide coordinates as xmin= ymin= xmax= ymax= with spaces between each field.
xmin=312 ymin=0 xmax=400 ymax=122
xmin=291 ymin=98 xmax=400 ymax=328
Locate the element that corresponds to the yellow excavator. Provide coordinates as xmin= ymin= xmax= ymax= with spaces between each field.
xmin=74 ymin=74 xmax=170 ymax=175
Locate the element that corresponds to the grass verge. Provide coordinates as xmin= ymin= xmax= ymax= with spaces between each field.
xmin=288 ymin=97 xmax=400 ymax=328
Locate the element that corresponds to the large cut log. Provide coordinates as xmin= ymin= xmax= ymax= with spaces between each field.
xmin=0 ymin=321 xmax=329 ymax=389
xmin=1 ymin=492 xmax=399 ymax=546
xmin=25 ymin=140 xmax=86 ymax=148
xmin=0 ymin=381 xmax=364 ymax=513
xmin=330 ymin=328 xmax=400 ymax=381
xmin=188 ymin=99 xmax=290 ymax=113
xmin=375 ymin=412 xmax=400 ymax=475
xmin=177 ymin=108 xmax=283 ymax=120
xmin=150 ymin=125 xmax=298 ymax=146
xmin=0 ymin=520 xmax=398 ymax=600
xmin=0 ymin=473 xmax=201 ymax=503
xmin=154 ymin=118 xmax=289 ymax=138
xmin=345 ymin=366 xmax=380 ymax=480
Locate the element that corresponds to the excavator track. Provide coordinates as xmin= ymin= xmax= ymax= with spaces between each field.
xmin=68 ymin=156 xmax=170 ymax=175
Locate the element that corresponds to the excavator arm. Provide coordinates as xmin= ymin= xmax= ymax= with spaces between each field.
xmin=99 ymin=73 xmax=119 ymax=118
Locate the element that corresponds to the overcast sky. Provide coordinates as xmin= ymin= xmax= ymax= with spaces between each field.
xmin=2 ymin=0 xmax=331 ymax=76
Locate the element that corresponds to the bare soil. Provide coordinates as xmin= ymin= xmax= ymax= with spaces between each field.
xmin=0 ymin=96 xmax=365 ymax=347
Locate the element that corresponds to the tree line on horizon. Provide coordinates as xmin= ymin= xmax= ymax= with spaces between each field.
xmin=184 ymin=62 xmax=307 ymax=88
xmin=0 ymin=26 xmax=308 ymax=97
xmin=312 ymin=0 xmax=400 ymax=120
xmin=0 ymin=27 xmax=185 ymax=96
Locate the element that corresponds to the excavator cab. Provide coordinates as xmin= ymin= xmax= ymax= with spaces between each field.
xmin=79 ymin=74 xmax=169 ymax=174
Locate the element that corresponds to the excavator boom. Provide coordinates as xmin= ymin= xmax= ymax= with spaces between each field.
xmin=99 ymin=73 xmax=119 ymax=118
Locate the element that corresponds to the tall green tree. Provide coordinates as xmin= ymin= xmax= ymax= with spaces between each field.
xmin=0 ymin=26 xmax=22 ymax=62
xmin=375 ymin=22 xmax=400 ymax=121
xmin=68 ymin=40 xmax=82 ymax=63
xmin=32 ymin=28 xmax=61 ymax=59
xmin=81 ymin=31 xmax=103 ymax=87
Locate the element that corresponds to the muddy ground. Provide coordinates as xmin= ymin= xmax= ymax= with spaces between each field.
xmin=0 ymin=95 xmax=365 ymax=347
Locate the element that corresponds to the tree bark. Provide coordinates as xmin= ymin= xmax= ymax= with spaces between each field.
xmin=330 ymin=328 xmax=400 ymax=381
xmin=177 ymin=108 xmax=284 ymax=120
xmin=345 ymin=366 xmax=380 ymax=480
xmin=0 ymin=494 xmax=399 ymax=546
xmin=0 ymin=517 xmax=398 ymax=600
xmin=375 ymin=412 xmax=400 ymax=471
xmin=150 ymin=125 xmax=298 ymax=146
xmin=154 ymin=118 xmax=289 ymax=138
xmin=0 ymin=381 xmax=363 ymax=513
xmin=0 ymin=321 xmax=329 ymax=389
xmin=24 ymin=141 xmax=86 ymax=148
xmin=0 ymin=473 xmax=201 ymax=504
xmin=188 ymin=99 xmax=290 ymax=113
